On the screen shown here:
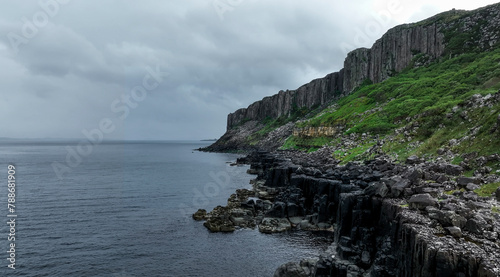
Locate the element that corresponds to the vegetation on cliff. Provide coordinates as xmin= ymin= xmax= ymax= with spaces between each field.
xmin=207 ymin=3 xmax=500 ymax=176
xmin=285 ymin=48 xmax=500 ymax=162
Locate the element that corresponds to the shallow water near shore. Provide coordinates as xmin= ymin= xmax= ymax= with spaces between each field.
xmin=0 ymin=140 xmax=331 ymax=276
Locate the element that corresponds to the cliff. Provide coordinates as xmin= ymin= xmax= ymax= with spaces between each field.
xmin=226 ymin=11 xmax=450 ymax=130
xmin=226 ymin=71 xmax=344 ymax=130
xmin=207 ymin=3 xmax=500 ymax=152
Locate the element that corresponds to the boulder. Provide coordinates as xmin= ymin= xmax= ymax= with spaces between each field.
xmin=299 ymin=220 xmax=316 ymax=230
xmin=465 ymin=215 xmax=489 ymax=235
xmin=259 ymin=218 xmax=292 ymax=233
xmin=287 ymin=202 xmax=301 ymax=217
xmin=390 ymin=178 xmax=411 ymax=198
xmin=192 ymin=209 xmax=207 ymax=221
xmin=406 ymin=155 xmax=421 ymax=165
xmin=466 ymin=183 xmax=480 ymax=191
xmin=203 ymin=217 xmax=235 ymax=232
xmin=266 ymin=201 xmax=286 ymax=218
xmin=273 ymin=261 xmax=313 ymax=277
xmin=405 ymin=168 xmax=422 ymax=185
xmin=408 ymin=193 xmax=439 ymax=210
xmin=202 ymin=206 xmax=236 ymax=232
xmin=445 ymin=226 xmax=463 ymax=238
xmin=444 ymin=164 xmax=463 ymax=176
xmin=364 ymin=182 xmax=389 ymax=198
xmin=457 ymin=177 xmax=480 ymax=186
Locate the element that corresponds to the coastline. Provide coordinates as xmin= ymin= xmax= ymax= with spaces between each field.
xmin=195 ymin=148 xmax=500 ymax=276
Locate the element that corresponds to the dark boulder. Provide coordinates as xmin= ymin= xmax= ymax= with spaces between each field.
xmin=465 ymin=215 xmax=489 ymax=235
xmin=266 ymin=201 xmax=286 ymax=218
xmin=408 ymin=193 xmax=439 ymax=210
xmin=406 ymin=155 xmax=421 ymax=165
xmin=444 ymin=164 xmax=463 ymax=176
xmin=457 ymin=177 xmax=480 ymax=187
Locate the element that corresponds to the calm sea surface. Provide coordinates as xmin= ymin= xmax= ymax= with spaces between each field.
xmin=0 ymin=140 xmax=331 ymax=277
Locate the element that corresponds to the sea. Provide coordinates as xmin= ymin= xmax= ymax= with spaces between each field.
xmin=0 ymin=140 xmax=331 ymax=277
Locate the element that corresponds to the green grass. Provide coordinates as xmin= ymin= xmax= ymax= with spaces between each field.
xmin=493 ymin=206 xmax=500 ymax=214
xmin=474 ymin=182 xmax=500 ymax=197
xmin=444 ymin=188 xmax=465 ymax=195
xmin=451 ymin=156 xmax=464 ymax=165
xmin=294 ymin=47 xmax=500 ymax=162
xmin=336 ymin=143 xmax=376 ymax=164
xmin=305 ymin=49 xmax=500 ymax=134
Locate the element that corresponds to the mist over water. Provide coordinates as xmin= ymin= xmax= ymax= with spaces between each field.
xmin=0 ymin=141 xmax=331 ymax=277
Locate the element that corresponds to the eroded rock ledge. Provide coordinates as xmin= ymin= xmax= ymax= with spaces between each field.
xmin=195 ymin=150 xmax=500 ymax=276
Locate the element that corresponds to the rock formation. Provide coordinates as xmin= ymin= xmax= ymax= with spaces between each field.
xmin=209 ymin=3 xmax=500 ymax=152
xmin=199 ymin=151 xmax=500 ymax=276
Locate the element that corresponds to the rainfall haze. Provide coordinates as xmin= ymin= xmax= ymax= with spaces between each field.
xmin=0 ymin=0 xmax=498 ymax=140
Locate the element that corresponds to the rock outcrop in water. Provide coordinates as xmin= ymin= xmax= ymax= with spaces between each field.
xmin=198 ymin=151 xmax=500 ymax=276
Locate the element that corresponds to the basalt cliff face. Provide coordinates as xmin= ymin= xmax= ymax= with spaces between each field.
xmin=226 ymin=71 xmax=344 ymax=130
xmin=206 ymin=3 xmax=500 ymax=152
xmin=225 ymin=13 xmax=450 ymax=131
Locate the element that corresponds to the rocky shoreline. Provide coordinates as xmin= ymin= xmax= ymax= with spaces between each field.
xmin=194 ymin=149 xmax=500 ymax=276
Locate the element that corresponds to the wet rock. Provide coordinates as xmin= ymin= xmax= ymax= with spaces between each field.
xmin=317 ymin=223 xmax=332 ymax=230
xmin=273 ymin=262 xmax=309 ymax=277
xmin=273 ymin=259 xmax=318 ymax=277
xmin=289 ymin=217 xmax=303 ymax=226
xmin=259 ymin=217 xmax=292 ymax=233
xmin=203 ymin=215 xmax=235 ymax=233
xmin=408 ymin=193 xmax=439 ymax=210
xmin=192 ymin=209 xmax=207 ymax=221
xmin=299 ymin=220 xmax=316 ymax=230
xmin=496 ymin=187 xmax=500 ymax=201
xmin=266 ymin=202 xmax=286 ymax=218
xmin=287 ymin=202 xmax=301 ymax=217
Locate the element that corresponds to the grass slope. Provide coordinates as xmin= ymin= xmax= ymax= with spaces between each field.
xmin=281 ymin=47 xmax=500 ymax=166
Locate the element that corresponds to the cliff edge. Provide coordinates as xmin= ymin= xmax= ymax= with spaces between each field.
xmin=205 ymin=3 xmax=500 ymax=153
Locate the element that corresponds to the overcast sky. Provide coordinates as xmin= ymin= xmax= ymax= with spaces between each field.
xmin=0 ymin=0 xmax=498 ymax=140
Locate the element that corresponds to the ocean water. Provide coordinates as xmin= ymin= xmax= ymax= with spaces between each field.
xmin=0 ymin=141 xmax=331 ymax=277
